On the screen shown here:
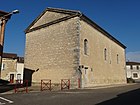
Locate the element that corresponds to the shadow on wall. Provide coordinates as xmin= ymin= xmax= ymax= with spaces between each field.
xmin=23 ymin=68 xmax=35 ymax=86
xmin=96 ymin=87 xmax=140 ymax=105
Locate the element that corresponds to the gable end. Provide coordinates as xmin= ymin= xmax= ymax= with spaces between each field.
xmin=25 ymin=7 xmax=126 ymax=49
xmin=25 ymin=7 xmax=81 ymax=33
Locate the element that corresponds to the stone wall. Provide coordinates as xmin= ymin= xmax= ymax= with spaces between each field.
xmin=25 ymin=10 xmax=127 ymax=88
xmin=25 ymin=17 xmax=80 ymax=86
xmin=1 ymin=58 xmax=17 ymax=80
xmin=31 ymin=11 xmax=69 ymax=29
xmin=80 ymin=20 xmax=126 ymax=87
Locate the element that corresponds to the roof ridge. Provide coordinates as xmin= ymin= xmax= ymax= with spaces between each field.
xmin=47 ymin=7 xmax=81 ymax=14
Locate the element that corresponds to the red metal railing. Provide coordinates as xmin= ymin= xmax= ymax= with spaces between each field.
xmin=15 ymin=80 xmax=28 ymax=93
xmin=41 ymin=79 xmax=51 ymax=91
xmin=61 ymin=79 xmax=70 ymax=90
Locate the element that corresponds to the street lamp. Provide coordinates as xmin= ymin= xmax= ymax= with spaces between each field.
xmin=0 ymin=9 xmax=19 ymax=20
xmin=11 ymin=10 xmax=19 ymax=14
xmin=0 ymin=9 xmax=19 ymax=78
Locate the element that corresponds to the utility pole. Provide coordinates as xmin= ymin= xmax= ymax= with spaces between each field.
xmin=0 ymin=10 xmax=19 ymax=79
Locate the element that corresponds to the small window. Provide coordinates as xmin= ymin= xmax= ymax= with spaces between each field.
xmin=91 ymin=68 xmax=93 ymax=72
xmin=1 ymin=63 xmax=5 ymax=70
xmin=133 ymin=73 xmax=138 ymax=78
xmin=130 ymin=65 xmax=133 ymax=69
xmin=17 ymin=74 xmax=21 ymax=80
xmin=117 ymin=54 xmax=119 ymax=64
xmin=104 ymin=48 xmax=107 ymax=61
xmin=84 ymin=39 xmax=88 ymax=55
xmin=137 ymin=66 xmax=139 ymax=70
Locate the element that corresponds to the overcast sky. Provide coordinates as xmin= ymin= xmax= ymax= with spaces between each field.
xmin=0 ymin=0 xmax=140 ymax=62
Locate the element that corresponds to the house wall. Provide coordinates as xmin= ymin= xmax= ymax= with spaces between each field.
xmin=16 ymin=63 xmax=24 ymax=80
xmin=126 ymin=65 xmax=140 ymax=79
xmin=1 ymin=58 xmax=17 ymax=80
xmin=80 ymin=20 xmax=126 ymax=87
xmin=25 ymin=17 xmax=80 ymax=86
xmin=126 ymin=65 xmax=132 ymax=78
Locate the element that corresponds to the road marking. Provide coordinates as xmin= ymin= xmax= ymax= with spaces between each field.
xmin=0 ymin=97 xmax=13 ymax=104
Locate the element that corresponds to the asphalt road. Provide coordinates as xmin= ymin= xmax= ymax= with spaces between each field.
xmin=1 ymin=83 xmax=140 ymax=105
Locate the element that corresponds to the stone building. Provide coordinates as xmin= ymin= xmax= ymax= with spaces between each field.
xmin=1 ymin=53 xmax=24 ymax=83
xmin=1 ymin=53 xmax=17 ymax=82
xmin=24 ymin=7 xmax=127 ymax=88
xmin=126 ymin=62 xmax=140 ymax=81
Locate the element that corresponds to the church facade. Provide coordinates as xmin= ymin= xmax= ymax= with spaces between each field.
xmin=24 ymin=7 xmax=126 ymax=88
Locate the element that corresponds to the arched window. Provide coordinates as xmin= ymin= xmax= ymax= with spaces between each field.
xmin=104 ymin=48 xmax=107 ymax=60
xmin=84 ymin=39 xmax=88 ymax=55
xmin=117 ymin=54 xmax=119 ymax=64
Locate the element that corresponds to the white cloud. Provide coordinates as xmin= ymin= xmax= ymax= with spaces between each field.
xmin=126 ymin=51 xmax=140 ymax=62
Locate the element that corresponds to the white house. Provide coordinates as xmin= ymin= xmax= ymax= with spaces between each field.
xmin=126 ymin=62 xmax=140 ymax=80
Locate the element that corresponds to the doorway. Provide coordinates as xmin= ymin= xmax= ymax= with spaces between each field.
xmin=82 ymin=66 xmax=89 ymax=87
xmin=10 ymin=74 xmax=14 ymax=83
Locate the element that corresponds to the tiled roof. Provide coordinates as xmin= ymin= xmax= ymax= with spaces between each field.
xmin=126 ymin=62 xmax=140 ymax=65
xmin=2 ymin=53 xmax=17 ymax=59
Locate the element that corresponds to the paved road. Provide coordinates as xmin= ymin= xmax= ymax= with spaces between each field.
xmin=0 ymin=83 xmax=140 ymax=105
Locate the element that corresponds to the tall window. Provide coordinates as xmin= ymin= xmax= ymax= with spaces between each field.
xmin=84 ymin=39 xmax=88 ymax=55
xmin=1 ymin=63 xmax=5 ymax=70
xmin=104 ymin=48 xmax=107 ymax=60
xmin=17 ymin=74 xmax=21 ymax=80
xmin=117 ymin=54 xmax=119 ymax=64
xmin=137 ymin=66 xmax=139 ymax=70
xmin=130 ymin=65 xmax=133 ymax=69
